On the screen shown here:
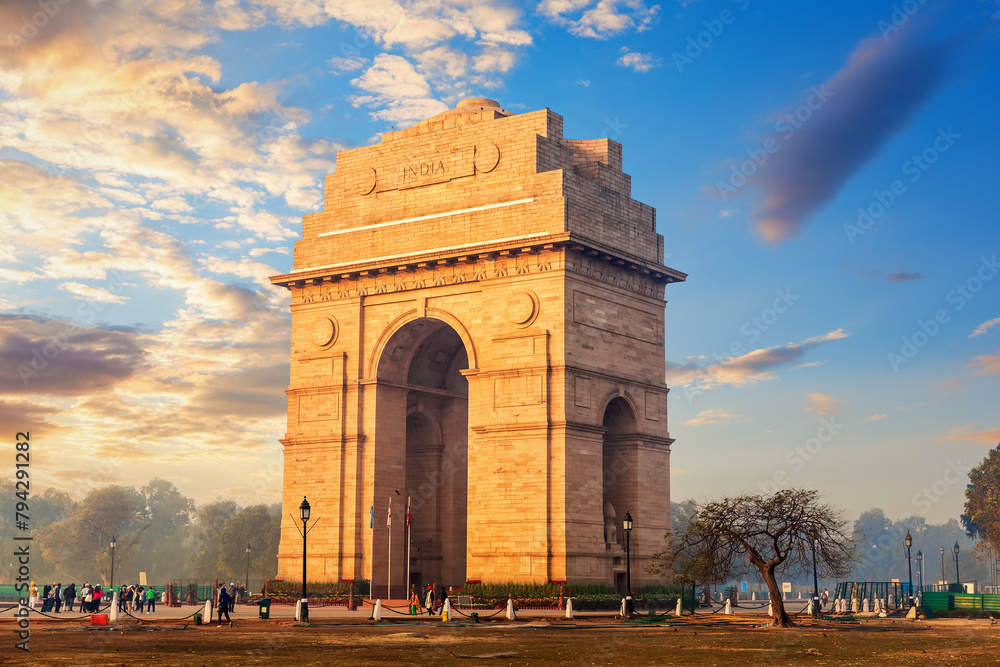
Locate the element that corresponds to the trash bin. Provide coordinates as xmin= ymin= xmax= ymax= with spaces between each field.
xmin=257 ymin=598 xmax=271 ymax=619
xmin=193 ymin=612 xmax=202 ymax=625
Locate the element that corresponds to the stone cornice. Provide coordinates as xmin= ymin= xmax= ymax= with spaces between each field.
xmin=270 ymin=233 xmax=686 ymax=291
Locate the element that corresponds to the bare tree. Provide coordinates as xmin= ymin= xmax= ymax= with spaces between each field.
xmin=655 ymin=489 xmax=857 ymax=627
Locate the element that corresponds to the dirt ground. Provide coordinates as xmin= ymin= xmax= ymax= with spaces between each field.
xmin=4 ymin=614 xmax=999 ymax=666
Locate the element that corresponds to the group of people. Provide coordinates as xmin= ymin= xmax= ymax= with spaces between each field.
xmin=410 ymin=583 xmax=449 ymax=616
xmin=117 ymin=584 xmax=159 ymax=613
xmin=27 ymin=582 xmax=104 ymax=613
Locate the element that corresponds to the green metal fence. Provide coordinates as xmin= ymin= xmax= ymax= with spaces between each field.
xmin=833 ymin=581 xmax=910 ymax=608
xmin=921 ymin=592 xmax=1000 ymax=611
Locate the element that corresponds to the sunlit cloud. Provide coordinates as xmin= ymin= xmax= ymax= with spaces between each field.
xmin=866 ymin=413 xmax=888 ymax=422
xmin=616 ymin=47 xmax=658 ymax=72
xmin=539 ymin=0 xmax=660 ymax=39
xmin=59 ymin=282 xmax=129 ymax=304
xmin=965 ymin=350 xmax=1000 ymax=376
xmin=685 ymin=407 xmax=747 ymax=426
xmin=806 ymin=393 xmax=840 ymax=414
xmin=970 ymin=317 xmax=1000 ymax=338
xmin=946 ymin=425 xmax=1000 ymax=445
xmin=666 ymin=329 xmax=849 ymax=390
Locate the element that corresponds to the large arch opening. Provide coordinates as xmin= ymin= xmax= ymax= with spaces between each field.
xmin=602 ymin=396 xmax=639 ymax=593
xmin=375 ymin=318 xmax=469 ymax=596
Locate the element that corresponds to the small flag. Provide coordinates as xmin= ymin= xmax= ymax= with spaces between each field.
xmin=406 ymin=496 xmax=410 ymax=528
xmin=387 ymin=497 xmax=392 ymax=527
xmin=369 ymin=503 xmax=374 ymax=530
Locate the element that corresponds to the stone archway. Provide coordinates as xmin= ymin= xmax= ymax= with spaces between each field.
xmin=602 ymin=396 xmax=638 ymax=550
xmin=374 ymin=318 xmax=469 ymax=597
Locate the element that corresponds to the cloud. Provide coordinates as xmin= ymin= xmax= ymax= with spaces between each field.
xmin=794 ymin=360 xmax=823 ymax=369
xmin=970 ymin=317 xmax=1000 ymax=338
xmin=0 ymin=314 xmax=146 ymax=397
xmin=966 ymin=351 xmax=1000 ymax=376
xmin=540 ymin=0 xmax=660 ymax=39
xmin=866 ymin=413 xmax=888 ymax=422
xmin=616 ymin=48 xmax=658 ymax=72
xmin=328 ymin=54 xmax=369 ymax=73
xmin=886 ymin=271 xmax=924 ymax=283
xmin=351 ymin=54 xmax=448 ymax=125
xmin=665 ymin=328 xmax=849 ymax=390
xmin=59 ymin=282 xmax=129 ymax=304
xmin=946 ymin=425 xmax=1000 ymax=445
xmin=685 ymin=407 xmax=747 ymax=426
xmin=751 ymin=27 xmax=964 ymax=243
xmin=806 ymin=393 xmax=841 ymax=415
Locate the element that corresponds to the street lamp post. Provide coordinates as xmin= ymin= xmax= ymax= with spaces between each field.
xmin=904 ymin=530 xmax=913 ymax=606
xmin=940 ymin=545 xmax=945 ymax=587
xmin=916 ymin=550 xmax=924 ymax=597
xmin=623 ymin=510 xmax=633 ymax=619
xmin=109 ymin=535 xmax=117 ymax=593
xmin=245 ymin=542 xmax=251 ymax=594
xmin=953 ymin=541 xmax=961 ymax=591
xmin=300 ymin=497 xmax=311 ymax=601
xmin=811 ymin=532 xmax=819 ymax=615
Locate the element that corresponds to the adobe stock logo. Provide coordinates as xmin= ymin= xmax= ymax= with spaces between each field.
xmin=844 ymin=127 xmax=960 ymax=244
xmin=887 ymin=255 xmax=999 ymax=373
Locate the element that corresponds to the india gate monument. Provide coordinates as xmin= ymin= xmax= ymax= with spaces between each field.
xmin=270 ymin=98 xmax=686 ymax=597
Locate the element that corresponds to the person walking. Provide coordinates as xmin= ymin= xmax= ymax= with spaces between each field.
xmin=136 ymin=586 xmax=145 ymax=613
xmin=229 ymin=583 xmax=237 ymax=613
xmin=41 ymin=583 xmax=53 ymax=612
xmin=424 ymin=584 xmax=435 ymax=616
xmin=146 ymin=586 xmax=156 ymax=613
xmin=28 ymin=582 xmax=38 ymax=610
xmin=53 ymin=583 xmax=62 ymax=613
xmin=92 ymin=585 xmax=103 ymax=612
xmin=440 ymin=585 xmax=447 ymax=613
xmin=218 ymin=586 xmax=232 ymax=626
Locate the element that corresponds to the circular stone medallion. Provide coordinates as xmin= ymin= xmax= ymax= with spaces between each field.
xmin=358 ymin=167 xmax=377 ymax=195
xmin=474 ymin=143 xmax=500 ymax=173
xmin=506 ymin=290 xmax=539 ymax=328
xmin=311 ymin=316 xmax=338 ymax=348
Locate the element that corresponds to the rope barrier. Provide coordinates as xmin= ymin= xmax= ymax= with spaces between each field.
xmin=5 ymin=602 xmax=113 ymax=620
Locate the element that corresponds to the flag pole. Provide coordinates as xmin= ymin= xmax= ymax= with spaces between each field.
xmin=369 ymin=501 xmax=374 ymax=600
xmin=387 ymin=496 xmax=392 ymax=599
xmin=406 ymin=496 xmax=411 ymax=596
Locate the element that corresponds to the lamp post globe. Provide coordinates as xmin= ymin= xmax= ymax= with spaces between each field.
xmin=623 ymin=510 xmax=633 ymax=619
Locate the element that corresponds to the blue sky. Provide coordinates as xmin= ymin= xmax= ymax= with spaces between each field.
xmin=0 ymin=0 xmax=997 ymax=525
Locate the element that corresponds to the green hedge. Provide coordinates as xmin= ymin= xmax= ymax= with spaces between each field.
xmin=263 ymin=580 xmax=368 ymax=604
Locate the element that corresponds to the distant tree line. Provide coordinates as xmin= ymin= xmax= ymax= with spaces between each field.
xmin=0 ymin=478 xmax=280 ymax=588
